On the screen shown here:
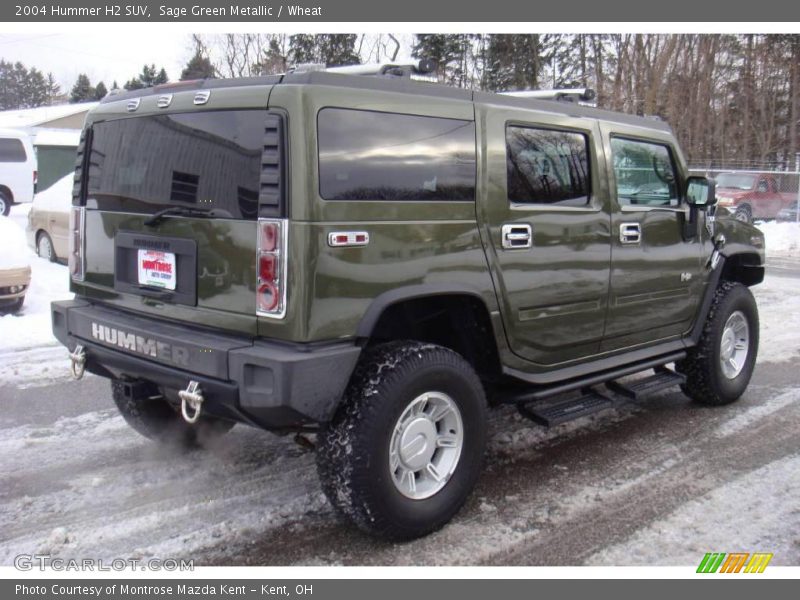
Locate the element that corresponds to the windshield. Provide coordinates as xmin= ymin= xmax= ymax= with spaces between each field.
xmin=85 ymin=110 xmax=266 ymax=219
xmin=715 ymin=173 xmax=756 ymax=190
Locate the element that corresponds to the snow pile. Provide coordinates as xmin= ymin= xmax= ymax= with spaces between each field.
xmin=0 ymin=206 xmax=72 ymax=354
xmin=758 ymin=221 xmax=800 ymax=258
xmin=0 ymin=217 xmax=30 ymax=270
xmin=752 ymin=274 xmax=800 ymax=364
xmin=587 ymin=454 xmax=800 ymax=566
xmin=32 ymin=174 xmax=72 ymax=213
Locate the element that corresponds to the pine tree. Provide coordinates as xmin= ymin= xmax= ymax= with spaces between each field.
xmin=94 ymin=81 xmax=108 ymax=100
xmin=181 ymin=51 xmax=215 ymax=80
xmin=288 ymin=34 xmax=361 ymax=67
xmin=70 ymin=73 xmax=94 ymax=103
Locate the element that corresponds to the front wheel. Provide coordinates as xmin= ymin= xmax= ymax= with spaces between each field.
xmin=316 ymin=341 xmax=487 ymax=541
xmin=734 ymin=205 xmax=752 ymax=224
xmin=677 ymin=282 xmax=759 ymax=406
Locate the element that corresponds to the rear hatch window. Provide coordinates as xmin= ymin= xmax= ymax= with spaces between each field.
xmin=87 ymin=110 xmax=265 ymax=219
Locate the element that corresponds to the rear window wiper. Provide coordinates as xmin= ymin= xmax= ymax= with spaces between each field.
xmin=144 ymin=206 xmax=231 ymax=226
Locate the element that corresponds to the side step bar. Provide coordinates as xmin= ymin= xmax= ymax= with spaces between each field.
xmin=518 ymin=390 xmax=613 ymax=427
xmin=607 ymin=366 xmax=686 ymax=400
xmin=500 ymin=351 xmax=686 ymax=404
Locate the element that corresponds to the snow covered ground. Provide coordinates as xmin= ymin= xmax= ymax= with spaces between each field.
xmin=588 ymin=451 xmax=800 ymax=566
xmin=757 ymin=221 xmax=800 ymax=258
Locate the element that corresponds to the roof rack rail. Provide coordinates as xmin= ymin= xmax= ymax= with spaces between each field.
xmin=500 ymin=88 xmax=597 ymax=103
xmin=287 ymin=59 xmax=438 ymax=80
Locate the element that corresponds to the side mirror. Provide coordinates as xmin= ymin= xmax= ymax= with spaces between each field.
xmin=686 ymin=176 xmax=716 ymax=208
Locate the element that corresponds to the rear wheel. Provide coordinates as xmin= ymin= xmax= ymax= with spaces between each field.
xmin=0 ymin=192 xmax=10 ymax=217
xmin=37 ymin=231 xmax=56 ymax=262
xmin=111 ymin=380 xmax=234 ymax=447
xmin=316 ymin=341 xmax=488 ymax=541
xmin=676 ymin=282 xmax=759 ymax=406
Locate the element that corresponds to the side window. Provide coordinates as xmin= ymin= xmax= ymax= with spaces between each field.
xmin=0 ymin=138 xmax=28 ymax=163
xmin=317 ymin=108 xmax=476 ymax=201
xmin=506 ymin=126 xmax=591 ymax=206
xmin=610 ymin=137 xmax=678 ymax=207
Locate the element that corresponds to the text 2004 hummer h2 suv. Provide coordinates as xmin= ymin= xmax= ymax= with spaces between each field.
xmin=52 ymin=62 xmax=765 ymax=541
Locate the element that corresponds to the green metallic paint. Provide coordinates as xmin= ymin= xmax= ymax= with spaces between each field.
xmin=69 ymin=78 xmax=762 ymax=381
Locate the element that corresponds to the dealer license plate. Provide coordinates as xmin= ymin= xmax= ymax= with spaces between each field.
xmin=137 ymin=249 xmax=176 ymax=290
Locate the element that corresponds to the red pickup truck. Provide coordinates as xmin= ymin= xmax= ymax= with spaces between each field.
xmin=714 ymin=172 xmax=797 ymax=222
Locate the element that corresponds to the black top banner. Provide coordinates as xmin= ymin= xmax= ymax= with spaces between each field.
xmin=3 ymin=0 xmax=800 ymax=22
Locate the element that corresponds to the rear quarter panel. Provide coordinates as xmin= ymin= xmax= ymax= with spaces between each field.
xmin=264 ymin=85 xmax=501 ymax=343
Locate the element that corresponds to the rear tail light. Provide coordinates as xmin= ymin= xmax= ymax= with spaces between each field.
xmin=68 ymin=206 xmax=85 ymax=281
xmin=256 ymin=219 xmax=287 ymax=318
xmin=33 ymin=170 xmax=37 ymax=185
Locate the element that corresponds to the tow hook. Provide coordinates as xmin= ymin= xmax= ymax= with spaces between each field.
xmin=179 ymin=380 xmax=204 ymax=424
xmin=69 ymin=344 xmax=87 ymax=380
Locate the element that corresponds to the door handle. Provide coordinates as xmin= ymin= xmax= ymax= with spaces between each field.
xmin=501 ymin=223 xmax=533 ymax=249
xmin=619 ymin=222 xmax=642 ymax=244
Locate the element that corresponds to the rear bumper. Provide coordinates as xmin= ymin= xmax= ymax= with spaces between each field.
xmin=51 ymin=299 xmax=361 ymax=430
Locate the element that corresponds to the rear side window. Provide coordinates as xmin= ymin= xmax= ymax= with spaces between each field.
xmin=610 ymin=137 xmax=678 ymax=207
xmin=318 ymin=108 xmax=476 ymax=201
xmin=86 ymin=110 xmax=266 ymax=219
xmin=506 ymin=126 xmax=591 ymax=206
xmin=0 ymin=138 xmax=27 ymax=162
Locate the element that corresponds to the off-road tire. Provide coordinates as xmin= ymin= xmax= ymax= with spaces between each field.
xmin=37 ymin=231 xmax=57 ymax=262
xmin=734 ymin=204 xmax=752 ymax=224
xmin=0 ymin=192 xmax=10 ymax=217
xmin=111 ymin=380 xmax=234 ymax=447
xmin=316 ymin=341 xmax=488 ymax=541
xmin=676 ymin=282 xmax=759 ymax=406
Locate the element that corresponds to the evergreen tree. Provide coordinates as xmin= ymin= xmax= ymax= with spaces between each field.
xmin=181 ymin=51 xmax=215 ymax=80
xmin=483 ymin=35 xmax=543 ymax=92
xmin=70 ymin=73 xmax=94 ymax=103
xmin=0 ymin=60 xmax=52 ymax=109
xmin=94 ymin=81 xmax=108 ymax=99
xmin=288 ymin=34 xmax=361 ymax=67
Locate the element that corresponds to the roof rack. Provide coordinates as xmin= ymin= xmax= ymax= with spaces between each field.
xmin=287 ymin=59 xmax=438 ymax=80
xmin=500 ymin=88 xmax=597 ymax=103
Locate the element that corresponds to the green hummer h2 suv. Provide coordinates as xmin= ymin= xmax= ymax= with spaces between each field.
xmin=52 ymin=62 xmax=765 ymax=541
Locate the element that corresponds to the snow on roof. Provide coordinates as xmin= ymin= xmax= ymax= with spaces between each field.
xmin=0 ymin=102 xmax=98 ymax=129
xmin=33 ymin=128 xmax=81 ymax=147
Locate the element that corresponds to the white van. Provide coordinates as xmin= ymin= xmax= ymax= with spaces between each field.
xmin=0 ymin=128 xmax=37 ymax=216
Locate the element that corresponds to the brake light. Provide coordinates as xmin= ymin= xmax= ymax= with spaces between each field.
xmin=68 ymin=206 xmax=85 ymax=281
xmin=256 ymin=219 xmax=286 ymax=318
xmin=33 ymin=170 xmax=38 ymax=185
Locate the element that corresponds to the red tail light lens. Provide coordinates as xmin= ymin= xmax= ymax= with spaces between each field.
xmin=259 ymin=254 xmax=277 ymax=282
xmin=256 ymin=219 xmax=286 ymax=318
xmin=68 ymin=206 xmax=85 ymax=281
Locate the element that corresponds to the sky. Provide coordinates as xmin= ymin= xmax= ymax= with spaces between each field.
xmin=0 ymin=33 xmax=190 ymax=92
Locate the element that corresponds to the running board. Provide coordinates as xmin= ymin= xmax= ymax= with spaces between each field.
xmin=607 ymin=367 xmax=686 ymax=401
xmin=499 ymin=350 xmax=686 ymax=404
xmin=518 ymin=390 xmax=613 ymax=427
